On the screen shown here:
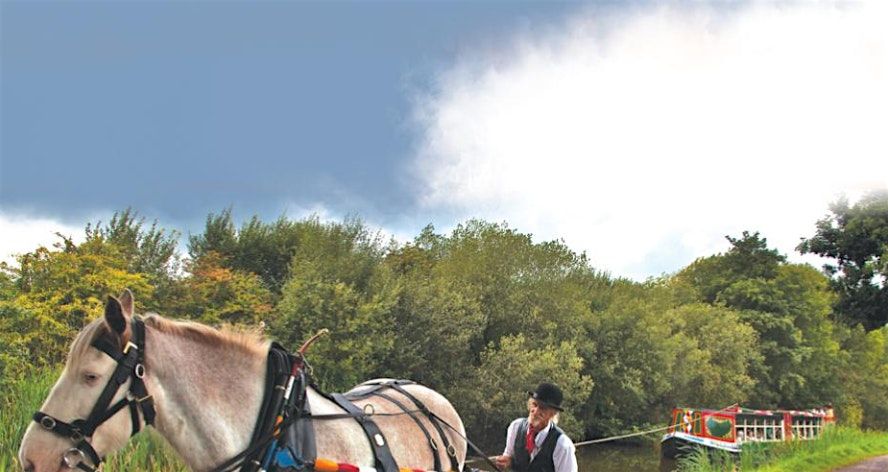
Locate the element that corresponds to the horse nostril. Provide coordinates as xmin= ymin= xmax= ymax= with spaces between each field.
xmin=21 ymin=458 xmax=34 ymax=472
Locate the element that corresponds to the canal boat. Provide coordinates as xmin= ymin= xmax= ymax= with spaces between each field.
xmin=660 ymin=404 xmax=835 ymax=458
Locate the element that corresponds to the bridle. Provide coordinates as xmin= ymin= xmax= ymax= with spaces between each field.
xmin=32 ymin=318 xmax=155 ymax=471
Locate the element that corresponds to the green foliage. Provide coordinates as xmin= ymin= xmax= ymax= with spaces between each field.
xmin=382 ymin=273 xmax=486 ymax=389
xmin=270 ymin=218 xmax=396 ymax=391
xmin=4 ymin=210 xmax=888 ymax=471
xmin=582 ymin=284 xmax=760 ymax=438
xmin=167 ymin=251 xmax=273 ymax=325
xmin=678 ymin=231 xmax=786 ymax=304
xmin=0 ymin=302 xmax=70 ymax=392
xmin=838 ymin=326 xmax=888 ymax=429
xmin=188 ymin=209 xmax=306 ymax=293
xmin=85 ymin=208 xmax=179 ymax=284
xmin=677 ymin=427 xmax=888 ymax=472
xmin=3 ymin=238 xmax=153 ymax=374
xmin=798 ymin=190 xmax=888 ymax=330
xmin=750 ymin=427 xmax=888 ymax=472
xmin=676 ymin=234 xmax=844 ymax=410
xmin=453 ymin=334 xmax=593 ymax=441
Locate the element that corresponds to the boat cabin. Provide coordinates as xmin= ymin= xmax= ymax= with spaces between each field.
xmin=661 ymin=404 xmax=835 ymax=458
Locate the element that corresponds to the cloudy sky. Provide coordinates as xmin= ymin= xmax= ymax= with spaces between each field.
xmin=2 ymin=1 xmax=886 ymax=280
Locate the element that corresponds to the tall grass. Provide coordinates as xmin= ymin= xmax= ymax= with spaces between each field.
xmin=1 ymin=367 xmax=187 ymax=471
xmin=677 ymin=427 xmax=888 ymax=472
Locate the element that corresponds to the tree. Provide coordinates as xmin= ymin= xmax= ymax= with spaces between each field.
xmin=187 ymin=210 xmax=306 ymax=293
xmin=2 ymin=236 xmax=152 ymax=374
xmin=452 ymin=335 xmax=593 ymax=444
xmin=270 ymin=218 xmax=396 ymax=392
xmin=677 ymin=231 xmax=786 ymax=304
xmin=798 ymin=191 xmax=888 ymax=330
xmin=86 ymin=208 xmax=179 ymax=280
xmin=169 ymin=251 xmax=273 ymax=326
xmin=675 ymin=233 xmax=843 ymax=408
xmin=578 ymin=282 xmax=760 ymax=437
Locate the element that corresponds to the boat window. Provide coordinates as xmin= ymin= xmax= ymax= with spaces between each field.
xmin=738 ymin=416 xmax=783 ymax=443
xmin=791 ymin=417 xmax=823 ymax=440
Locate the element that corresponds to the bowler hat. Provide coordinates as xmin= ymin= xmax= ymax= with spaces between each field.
xmin=527 ymin=382 xmax=564 ymax=411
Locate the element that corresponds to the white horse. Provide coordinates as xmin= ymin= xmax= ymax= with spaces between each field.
xmin=19 ymin=291 xmax=467 ymax=472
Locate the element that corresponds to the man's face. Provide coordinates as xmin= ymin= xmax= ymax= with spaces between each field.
xmin=528 ymin=398 xmax=557 ymax=429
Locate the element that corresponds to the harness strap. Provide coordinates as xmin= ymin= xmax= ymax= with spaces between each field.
xmin=32 ymin=318 xmax=154 ymax=472
xmin=131 ymin=319 xmax=156 ymax=425
xmin=330 ymin=393 xmax=400 ymax=472
xmin=366 ymin=391 xmax=443 ymax=472
xmin=355 ymin=380 xmax=460 ymax=472
xmin=245 ymin=343 xmax=292 ymax=472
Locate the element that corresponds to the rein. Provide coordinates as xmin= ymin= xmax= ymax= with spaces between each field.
xmin=32 ymin=318 xmax=155 ymax=471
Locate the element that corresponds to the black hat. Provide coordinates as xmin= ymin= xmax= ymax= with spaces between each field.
xmin=527 ymin=382 xmax=564 ymax=411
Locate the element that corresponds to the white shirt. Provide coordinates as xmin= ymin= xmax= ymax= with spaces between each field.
xmin=502 ymin=418 xmax=578 ymax=472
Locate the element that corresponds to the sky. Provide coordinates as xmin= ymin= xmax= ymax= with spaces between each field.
xmin=2 ymin=1 xmax=886 ymax=281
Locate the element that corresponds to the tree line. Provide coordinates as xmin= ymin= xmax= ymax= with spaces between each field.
xmin=2 ymin=192 xmax=887 ymax=446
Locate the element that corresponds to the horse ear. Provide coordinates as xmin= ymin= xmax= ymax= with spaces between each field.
xmin=104 ymin=296 xmax=128 ymax=335
xmin=118 ymin=288 xmax=135 ymax=317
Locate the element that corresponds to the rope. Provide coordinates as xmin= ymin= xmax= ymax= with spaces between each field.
xmin=465 ymin=402 xmax=740 ymax=465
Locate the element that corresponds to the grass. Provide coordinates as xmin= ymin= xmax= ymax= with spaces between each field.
xmin=1 ymin=367 xmax=187 ymax=471
xmin=5 ymin=368 xmax=888 ymax=472
xmin=677 ymin=426 xmax=888 ymax=472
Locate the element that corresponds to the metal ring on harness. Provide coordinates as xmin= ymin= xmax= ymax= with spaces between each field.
xmin=447 ymin=444 xmax=456 ymax=456
xmin=135 ymin=364 xmax=146 ymax=379
xmin=40 ymin=416 xmax=57 ymax=430
xmin=363 ymin=403 xmax=375 ymax=416
xmin=62 ymin=448 xmax=87 ymax=469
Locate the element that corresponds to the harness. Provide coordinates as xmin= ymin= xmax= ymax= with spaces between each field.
xmin=33 ymin=318 xmax=155 ymax=471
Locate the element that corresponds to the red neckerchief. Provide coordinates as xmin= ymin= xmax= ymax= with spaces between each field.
xmin=526 ymin=424 xmax=540 ymax=453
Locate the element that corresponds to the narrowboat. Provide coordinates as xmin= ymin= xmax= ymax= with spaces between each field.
xmin=660 ymin=404 xmax=835 ymax=458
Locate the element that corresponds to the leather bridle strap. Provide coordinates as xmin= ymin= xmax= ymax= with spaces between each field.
xmin=32 ymin=318 xmax=155 ymax=471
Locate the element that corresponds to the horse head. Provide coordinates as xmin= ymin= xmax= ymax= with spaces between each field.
xmin=19 ymin=290 xmax=146 ymax=472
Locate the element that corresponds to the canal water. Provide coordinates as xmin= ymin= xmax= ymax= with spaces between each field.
xmin=472 ymin=442 xmax=679 ymax=471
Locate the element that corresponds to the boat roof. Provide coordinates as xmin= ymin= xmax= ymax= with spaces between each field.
xmin=674 ymin=405 xmax=830 ymax=418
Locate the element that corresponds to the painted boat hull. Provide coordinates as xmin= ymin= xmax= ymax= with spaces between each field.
xmin=661 ymin=432 xmax=740 ymax=459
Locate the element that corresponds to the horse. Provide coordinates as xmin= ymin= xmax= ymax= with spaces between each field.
xmin=18 ymin=290 xmax=468 ymax=472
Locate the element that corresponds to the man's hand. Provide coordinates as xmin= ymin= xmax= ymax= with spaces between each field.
xmin=495 ymin=455 xmax=512 ymax=469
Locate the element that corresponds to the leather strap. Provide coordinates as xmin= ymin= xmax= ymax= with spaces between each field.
xmin=330 ymin=393 xmax=400 ymax=472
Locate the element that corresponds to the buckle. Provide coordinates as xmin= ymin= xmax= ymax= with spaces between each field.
xmin=123 ymin=341 xmax=138 ymax=354
xmin=127 ymin=392 xmax=152 ymax=403
xmin=62 ymin=448 xmax=87 ymax=469
xmin=70 ymin=428 xmax=84 ymax=442
xmin=39 ymin=415 xmax=57 ymax=430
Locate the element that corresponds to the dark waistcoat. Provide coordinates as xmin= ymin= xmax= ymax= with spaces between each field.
xmin=511 ymin=419 xmax=563 ymax=472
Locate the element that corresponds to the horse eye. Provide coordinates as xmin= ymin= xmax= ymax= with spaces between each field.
xmin=83 ymin=373 xmax=100 ymax=385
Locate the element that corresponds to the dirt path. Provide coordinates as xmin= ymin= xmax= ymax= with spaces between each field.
xmin=832 ymin=455 xmax=888 ymax=471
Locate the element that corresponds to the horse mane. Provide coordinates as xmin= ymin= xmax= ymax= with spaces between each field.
xmin=68 ymin=314 xmax=269 ymax=363
xmin=142 ymin=314 xmax=269 ymax=356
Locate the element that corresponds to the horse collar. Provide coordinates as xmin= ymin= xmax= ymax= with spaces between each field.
xmin=32 ymin=318 xmax=155 ymax=471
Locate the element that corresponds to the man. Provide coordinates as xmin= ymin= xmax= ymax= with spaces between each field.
xmin=495 ymin=382 xmax=578 ymax=472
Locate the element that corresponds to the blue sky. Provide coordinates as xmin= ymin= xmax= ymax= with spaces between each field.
xmin=2 ymin=1 xmax=886 ymax=280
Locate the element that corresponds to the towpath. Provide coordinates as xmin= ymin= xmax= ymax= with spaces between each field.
xmin=832 ymin=455 xmax=888 ymax=471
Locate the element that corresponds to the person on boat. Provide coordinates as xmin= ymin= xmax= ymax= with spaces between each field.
xmin=495 ymin=382 xmax=578 ymax=472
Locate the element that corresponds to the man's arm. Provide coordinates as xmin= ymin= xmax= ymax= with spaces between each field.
xmin=496 ymin=419 xmax=522 ymax=469
xmin=552 ymin=435 xmax=578 ymax=472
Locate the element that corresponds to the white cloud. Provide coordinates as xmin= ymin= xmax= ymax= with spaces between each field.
xmin=412 ymin=2 xmax=888 ymax=280
xmin=0 ymin=213 xmax=86 ymax=265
